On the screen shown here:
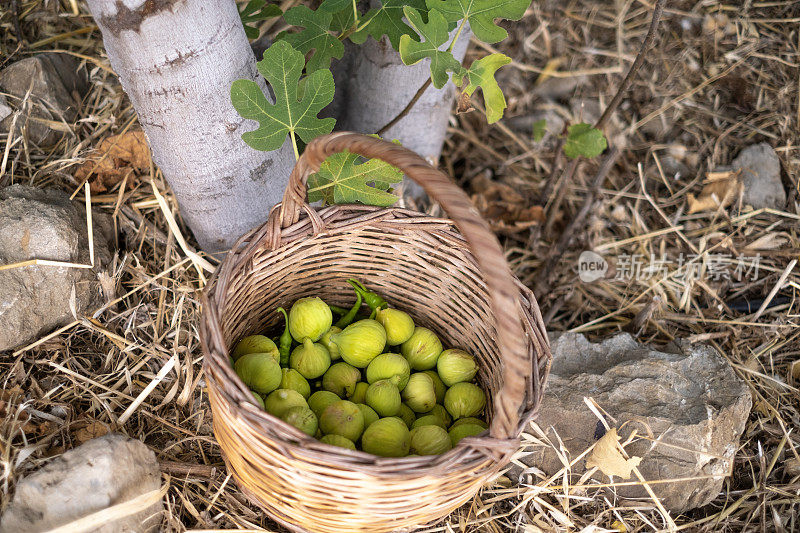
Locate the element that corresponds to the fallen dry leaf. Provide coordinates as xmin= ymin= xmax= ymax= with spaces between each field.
xmin=687 ymin=170 xmax=743 ymax=214
xmin=470 ymin=174 xmax=544 ymax=233
xmin=73 ymin=420 xmax=110 ymax=444
xmin=76 ymin=130 xmax=151 ymax=193
xmin=586 ymin=427 xmax=642 ymax=480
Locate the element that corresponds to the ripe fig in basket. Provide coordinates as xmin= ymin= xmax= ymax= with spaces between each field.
xmin=411 ymin=414 xmax=446 ymax=430
xmin=281 ymin=405 xmax=318 ymax=436
xmin=366 ymin=353 xmax=410 ymax=390
xmin=422 ymin=370 xmax=447 ymax=404
xmin=437 ymin=349 xmax=478 ymax=386
xmin=320 ymin=434 xmax=356 ymax=450
xmin=264 ymin=389 xmax=308 ymax=418
xmin=288 ymin=297 xmax=333 ymax=342
xmin=444 ymin=382 xmax=486 ymax=419
xmin=429 ymin=404 xmax=452 ymax=427
xmin=401 ymin=373 xmax=437 ymax=413
xmin=280 ymin=368 xmax=311 ymax=399
xmin=357 ymin=403 xmax=380 ymax=428
xmin=329 ymin=319 xmax=386 ymax=368
xmin=400 ymin=327 xmax=443 ymax=370
xmin=349 ymin=381 xmax=369 ymax=404
xmin=375 ymin=307 xmax=415 ymax=346
xmin=450 ymin=417 xmax=487 ymax=430
xmin=361 ymin=417 xmax=411 ymax=458
xmin=322 ymin=362 xmax=361 ymax=398
xmin=320 ymin=326 xmax=342 ymax=360
xmin=410 ymin=425 xmax=452 ymax=455
xmin=231 ymin=335 xmax=280 ymax=363
xmin=365 ymin=379 xmax=401 ymax=417
xmin=449 ymin=423 xmax=486 ymax=446
xmin=397 ymin=403 xmax=416 ymax=429
xmin=251 ymin=391 xmax=265 ymax=410
xmin=308 ymin=390 xmax=339 ymax=418
xmin=234 ymin=353 xmax=282 ymax=395
xmin=290 ymin=339 xmax=332 ymax=379
xmin=319 ymin=400 xmax=365 ymax=442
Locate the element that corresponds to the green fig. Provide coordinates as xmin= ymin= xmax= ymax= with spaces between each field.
xmin=401 ymin=372 xmax=437 ymax=413
xmin=234 ymin=353 xmax=282 ymax=395
xmin=429 ymin=404 xmax=452 ymax=427
xmin=330 ymin=319 xmax=386 ymax=368
xmin=349 ymin=381 xmax=369 ymax=404
xmin=322 ymin=362 xmax=361 ymax=397
xmin=411 ymin=415 xmax=446 ymax=430
xmin=319 ymin=400 xmax=365 ymax=442
xmin=375 ymin=308 xmax=415 ymax=346
xmin=422 ymin=370 xmax=447 ymax=404
xmin=308 ymin=390 xmax=340 ymax=418
xmin=450 ymin=417 xmax=488 ymax=430
xmin=231 ymin=335 xmax=280 ymax=363
xmin=398 ymin=403 xmax=416 ymax=429
xmin=444 ymin=382 xmax=486 ymax=419
xmin=288 ymin=297 xmax=333 ymax=342
xmin=264 ymin=389 xmax=308 ymax=418
xmin=290 ymin=338 xmax=331 ymax=379
xmin=280 ymin=406 xmax=318 ymax=436
xmin=320 ymin=434 xmax=356 ymax=450
xmin=365 ymin=379 xmax=401 ymax=417
xmin=280 ymin=368 xmax=311 ymax=399
xmin=400 ymin=327 xmax=442 ymax=370
xmin=361 ymin=417 xmax=411 ymax=457
xmin=449 ymin=423 xmax=485 ymax=446
xmin=251 ymin=391 xmax=265 ymax=410
xmin=320 ymin=326 xmax=342 ymax=360
xmin=366 ymin=353 xmax=410 ymax=390
xmin=437 ymin=349 xmax=479 ymax=386
xmin=410 ymin=425 xmax=452 ymax=455
xmin=357 ymin=403 xmax=380 ymax=428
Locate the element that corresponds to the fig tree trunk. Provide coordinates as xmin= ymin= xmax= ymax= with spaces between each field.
xmin=86 ymin=0 xmax=294 ymax=253
xmin=338 ymin=25 xmax=472 ymax=198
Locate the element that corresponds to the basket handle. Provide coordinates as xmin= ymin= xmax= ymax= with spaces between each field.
xmin=279 ymin=132 xmax=529 ymax=441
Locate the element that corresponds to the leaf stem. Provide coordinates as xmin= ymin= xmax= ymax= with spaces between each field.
xmin=447 ymin=17 xmax=467 ymax=54
xmin=290 ymin=132 xmax=300 ymax=160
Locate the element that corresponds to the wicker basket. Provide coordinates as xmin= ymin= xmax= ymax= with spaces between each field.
xmin=200 ymin=133 xmax=551 ymax=533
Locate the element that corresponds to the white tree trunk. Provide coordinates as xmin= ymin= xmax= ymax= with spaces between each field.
xmin=86 ymin=0 xmax=295 ymax=253
xmin=338 ymin=25 xmax=471 ymax=198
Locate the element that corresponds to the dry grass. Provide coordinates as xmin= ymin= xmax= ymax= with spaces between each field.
xmin=1 ymin=0 xmax=799 ymax=531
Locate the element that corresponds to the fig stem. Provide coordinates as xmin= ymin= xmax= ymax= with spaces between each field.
xmin=347 ymin=279 xmax=388 ymax=312
xmin=277 ymin=307 xmax=292 ymax=366
xmin=335 ymin=291 xmax=362 ymax=328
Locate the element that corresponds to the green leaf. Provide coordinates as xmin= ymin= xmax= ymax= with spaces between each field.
xmin=239 ymin=0 xmax=282 ymax=40
xmin=231 ymin=41 xmax=335 ymax=153
xmin=351 ymin=0 xmax=427 ymax=50
xmin=532 ymin=118 xmax=547 ymax=142
xmin=425 ymin=0 xmax=530 ymax=44
xmin=563 ymin=123 xmax=608 ymax=159
xmin=307 ymin=151 xmax=403 ymax=206
xmin=278 ymin=5 xmax=344 ymax=72
xmin=398 ymin=8 xmax=462 ymax=89
xmin=454 ymin=53 xmax=511 ymax=123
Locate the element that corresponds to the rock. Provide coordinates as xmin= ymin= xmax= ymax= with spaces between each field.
xmin=0 ymin=433 xmax=162 ymax=533
xmin=731 ymin=143 xmax=785 ymax=209
xmin=517 ymin=332 xmax=751 ymax=512
xmin=0 ymin=53 xmax=89 ymax=146
xmin=0 ymin=94 xmax=11 ymax=122
xmin=0 ymin=185 xmax=114 ymax=351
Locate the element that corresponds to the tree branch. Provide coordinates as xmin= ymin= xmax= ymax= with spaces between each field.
xmin=376 ymin=78 xmax=432 ymax=136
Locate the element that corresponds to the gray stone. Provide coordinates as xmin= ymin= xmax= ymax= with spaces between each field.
xmin=0 ymin=185 xmax=113 ymax=351
xmin=0 ymin=434 xmax=162 ymax=533
xmin=0 ymin=53 xmax=89 ymax=146
xmin=731 ymin=142 xmax=785 ymax=209
xmin=516 ymin=332 xmax=751 ymax=512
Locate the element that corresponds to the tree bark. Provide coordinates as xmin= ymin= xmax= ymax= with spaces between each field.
xmin=86 ymin=0 xmax=295 ymax=253
xmin=337 ymin=24 xmax=471 ymax=198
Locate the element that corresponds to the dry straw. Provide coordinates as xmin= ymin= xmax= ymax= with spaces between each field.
xmin=200 ymin=133 xmax=552 ymax=532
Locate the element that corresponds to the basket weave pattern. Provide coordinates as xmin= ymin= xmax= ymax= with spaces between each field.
xmin=201 ymin=133 xmax=551 ymax=532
